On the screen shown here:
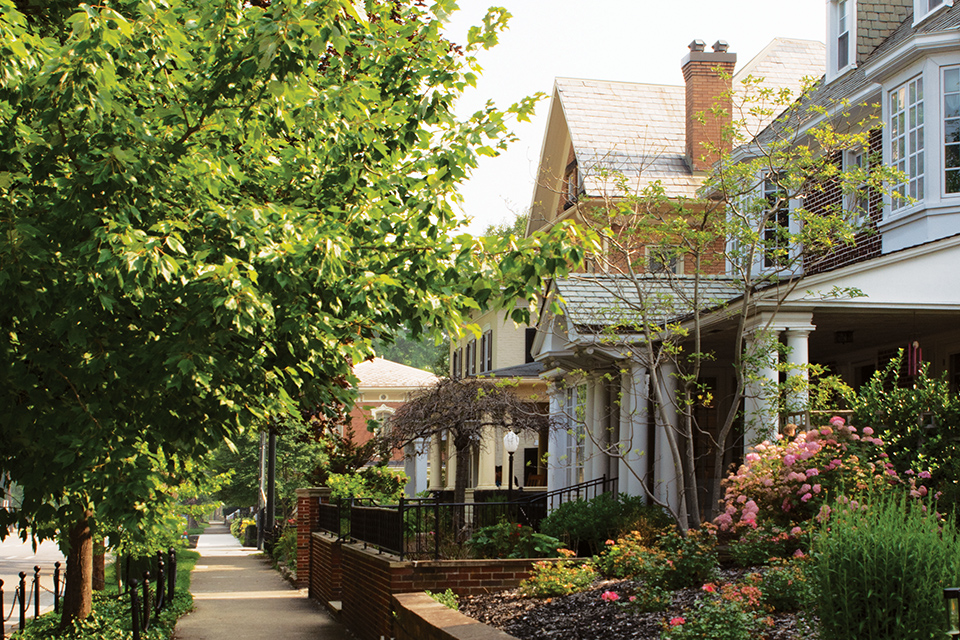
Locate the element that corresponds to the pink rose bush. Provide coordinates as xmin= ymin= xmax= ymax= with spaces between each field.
xmin=715 ymin=417 xmax=932 ymax=533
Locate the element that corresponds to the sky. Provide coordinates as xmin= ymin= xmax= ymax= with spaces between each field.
xmin=441 ymin=0 xmax=828 ymax=234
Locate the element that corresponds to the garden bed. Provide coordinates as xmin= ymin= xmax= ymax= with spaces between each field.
xmin=459 ymin=569 xmax=819 ymax=640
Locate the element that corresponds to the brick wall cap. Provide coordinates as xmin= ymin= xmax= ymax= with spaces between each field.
xmin=296 ymin=487 xmax=332 ymax=499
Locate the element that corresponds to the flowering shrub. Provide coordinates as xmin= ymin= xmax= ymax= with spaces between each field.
xmin=519 ymin=551 xmax=597 ymax=597
xmin=727 ymin=522 xmax=805 ymax=567
xmin=657 ymin=528 xmax=718 ymax=590
xmin=756 ymin=558 xmax=813 ymax=613
xmin=592 ymin=531 xmax=667 ymax=580
xmin=467 ymin=521 xmax=564 ymax=559
xmin=715 ymin=416 xmax=926 ymax=532
xmin=660 ymin=595 xmax=767 ymax=640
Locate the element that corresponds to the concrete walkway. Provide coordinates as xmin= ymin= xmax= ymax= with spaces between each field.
xmin=174 ymin=523 xmax=352 ymax=640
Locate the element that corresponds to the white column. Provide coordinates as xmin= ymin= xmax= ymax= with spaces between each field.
xmin=619 ymin=365 xmax=649 ymax=499
xmin=583 ymin=376 xmax=599 ymax=482
xmin=587 ymin=376 xmax=607 ymax=482
xmin=743 ymin=329 xmax=780 ymax=445
xmin=428 ymin=434 xmax=443 ymax=491
xmin=655 ymin=362 xmax=680 ymax=515
xmin=475 ymin=425 xmax=498 ymax=490
xmin=592 ymin=377 xmax=610 ymax=481
xmin=784 ymin=329 xmax=811 ymax=421
xmin=546 ymin=384 xmax=568 ymax=494
xmin=445 ymin=435 xmax=457 ymax=491
xmin=404 ymin=439 xmax=428 ymax=497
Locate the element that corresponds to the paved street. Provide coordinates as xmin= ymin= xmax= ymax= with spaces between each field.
xmin=0 ymin=534 xmax=65 ymax=635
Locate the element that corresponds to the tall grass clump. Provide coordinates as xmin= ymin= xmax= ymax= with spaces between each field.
xmin=812 ymin=495 xmax=960 ymax=640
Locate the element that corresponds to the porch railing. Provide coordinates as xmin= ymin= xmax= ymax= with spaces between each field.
xmin=314 ymin=475 xmax=617 ymax=560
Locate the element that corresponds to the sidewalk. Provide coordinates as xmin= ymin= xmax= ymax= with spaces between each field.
xmin=174 ymin=523 xmax=351 ymax=640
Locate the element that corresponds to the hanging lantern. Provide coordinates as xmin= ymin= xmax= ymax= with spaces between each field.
xmin=946 ymin=587 xmax=960 ymax=636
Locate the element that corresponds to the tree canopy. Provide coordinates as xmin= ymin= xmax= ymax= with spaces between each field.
xmin=0 ymin=0 xmax=582 ymax=623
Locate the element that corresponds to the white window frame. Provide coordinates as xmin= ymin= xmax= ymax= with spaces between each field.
xmin=943 ymin=65 xmax=960 ymax=196
xmin=889 ymin=75 xmax=926 ymax=213
xmin=827 ymin=0 xmax=857 ymax=82
xmin=761 ymin=173 xmax=790 ymax=270
xmin=372 ymin=406 xmax=395 ymax=436
xmin=914 ymin=0 xmax=952 ymax=26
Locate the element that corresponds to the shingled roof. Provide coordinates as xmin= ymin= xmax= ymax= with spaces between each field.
xmin=553 ymin=273 xmax=743 ymax=331
xmin=556 ymin=38 xmax=825 ymax=200
xmin=353 ymin=358 xmax=438 ymax=389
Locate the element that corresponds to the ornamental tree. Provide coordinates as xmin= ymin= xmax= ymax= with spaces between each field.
xmin=0 ymin=0 xmax=582 ymax=625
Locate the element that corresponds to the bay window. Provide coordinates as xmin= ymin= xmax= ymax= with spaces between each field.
xmin=890 ymin=76 xmax=924 ymax=212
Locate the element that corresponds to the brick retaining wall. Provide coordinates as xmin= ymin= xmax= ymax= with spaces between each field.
xmin=393 ymin=592 xmax=518 ymax=640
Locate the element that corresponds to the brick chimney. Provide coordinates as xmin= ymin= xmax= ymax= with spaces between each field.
xmin=682 ymin=39 xmax=737 ymax=173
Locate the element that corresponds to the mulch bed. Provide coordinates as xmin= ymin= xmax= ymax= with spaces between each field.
xmin=459 ymin=568 xmax=819 ymax=640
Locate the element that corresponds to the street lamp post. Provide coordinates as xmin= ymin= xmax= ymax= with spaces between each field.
xmin=946 ymin=587 xmax=960 ymax=637
xmin=503 ymin=431 xmax=519 ymax=505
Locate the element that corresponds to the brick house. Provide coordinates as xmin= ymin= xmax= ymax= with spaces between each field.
xmin=527 ymin=0 xmax=960 ymax=523
xmin=350 ymin=357 xmax=438 ymax=496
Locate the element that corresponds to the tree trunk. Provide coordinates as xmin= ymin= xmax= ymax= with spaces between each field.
xmin=60 ymin=513 xmax=93 ymax=629
xmin=453 ymin=438 xmax=471 ymax=536
xmin=92 ymin=541 xmax=105 ymax=591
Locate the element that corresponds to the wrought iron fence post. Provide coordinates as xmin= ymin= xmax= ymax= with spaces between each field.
xmin=130 ymin=579 xmax=141 ymax=640
xmin=1 ymin=577 xmax=4 ymax=637
xmin=398 ymin=497 xmax=405 ymax=562
xmin=141 ymin=571 xmax=151 ymax=631
xmin=53 ymin=561 xmax=61 ymax=613
xmin=155 ymin=551 xmax=165 ymax=612
xmin=18 ymin=571 xmax=25 ymax=632
xmin=433 ymin=499 xmax=440 ymax=560
xmin=167 ymin=547 xmax=176 ymax=605
xmin=32 ymin=566 xmax=39 ymax=620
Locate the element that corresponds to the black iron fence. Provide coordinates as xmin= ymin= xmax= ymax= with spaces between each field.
xmin=1 ymin=547 xmax=178 ymax=640
xmin=316 ymin=476 xmax=617 ymax=560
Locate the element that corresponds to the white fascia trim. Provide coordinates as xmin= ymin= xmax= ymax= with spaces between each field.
xmin=865 ymin=31 xmax=960 ymax=81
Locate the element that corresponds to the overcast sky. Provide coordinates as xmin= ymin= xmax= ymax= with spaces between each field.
xmin=441 ymin=0 xmax=828 ymax=234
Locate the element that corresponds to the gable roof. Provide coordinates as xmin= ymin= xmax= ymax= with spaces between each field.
xmin=532 ymin=38 xmax=825 ymax=220
xmin=353 ymin=358 xmax=438 ymax=389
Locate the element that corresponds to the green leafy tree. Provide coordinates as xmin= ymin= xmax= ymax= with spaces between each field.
xmin=0 ymin=0 xmax=583 ymax=625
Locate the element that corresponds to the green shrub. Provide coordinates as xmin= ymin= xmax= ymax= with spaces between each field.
xmin=519 ymin=552 xmax=597 ymax=597
xmin=15 ymin=550 xmax=198 ymax=640
xmin=425 ymin=588 xmax=459 ymax=609
xmin=728 ymin=523 xmax=803 ymax=567
xmin=592 ymin=531 xmax=667 ymax=580
xmin=757 ymin=559 xmax=812 ymax=613
xmin=467 ymin=521 xmax=564 ymax=559
xmin=657 ymin=528 xmax=718 ymax=590
xmin=539 ymin=493 xmax=670 ymax=556
xmin=624 ymin=585 xmax=672 ymax=613
xmin=271 ymin=526 xmax=297 ymax=570
xmin=661 ymin=596 xmax=765 ymax=640
xmin=812 ymin=495 xmax=960 ymax=640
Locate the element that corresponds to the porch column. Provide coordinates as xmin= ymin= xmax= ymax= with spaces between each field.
xmin=546 ymin=381 xmax=569 ymax=493
xmin=743 ymin=329 xmax=780 ymax=445
xmin=588 ymin=376 xmax=608 ymax=482
xmin=654 ymin=363 xmax=680 ymax=514
xmin=403 ymin=438 xmax=428 ymax=497
xmin=427 ymin=434 xmax=443 ymax=491
xmin=619 ymin=364 xmax=649 ymax=499
xmin=784 ymin=328 xmax=812 ymax=425
xmin=444 ymin=434 xmax=457 ymax=492
xmin=583 ymin=376 xmax=598 ymax=482
xmin=475 ymin=425 xmax=498 ymax=490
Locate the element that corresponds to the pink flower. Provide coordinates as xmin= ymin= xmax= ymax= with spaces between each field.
xmin=829 ymin=416 xmax=845 ymax=427
xmin=820 ymin=427 xmax=833 ymax=436
xmin=702 ymin=583 xmax=716 ymax=593
xmin=793 ymin=549 xmax=806 ymax=558
xmin=801 ymin=492 xmax=813 ymax=502
xmin=783 ymin=454 xmax=796 ymax=467
xmin=805 ymin=468 xmax=819 ymax=477
xmin=812 ymin=484 xmax=822 ymax=494
xmin=629 ymin=596 xmax=637 ymax=602
xmin=670 ymin=617 xmax=686 ymax=626
xmin=605 ymin=539 xmax=615 ymax=545
xmin=862 ymin=427 xmax=874 ymax=436
xmin=601 ymin=591 xmax=619 ymax=602
xmin=920 ymin=471 xmax=932 ymax=479
xmin=790 ymin=526 xmax=802 ymax=536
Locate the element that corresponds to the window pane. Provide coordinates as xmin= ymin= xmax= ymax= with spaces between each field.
xmin=947 ymin=145 xmax=960 ymax=169
xmin=946 ymin=120 xmax=960 ymax=144
xmin=947 ymin=169 xmax=960 ymax=193
xmin=946 ymin=95 xmax=960 ymax=120
xmin=947 ymin=69 xmax=960 ymax=93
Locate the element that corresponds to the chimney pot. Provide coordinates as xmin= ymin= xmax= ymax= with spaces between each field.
xmin=712 ymin=40 xmax=729 ymax=53
xmin=688 ymin=39 xmax=706 ymax=53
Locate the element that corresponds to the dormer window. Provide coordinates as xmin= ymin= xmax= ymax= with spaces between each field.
xmin=563 ymin=161 xmax=582 ymax=210
xmin=890 ymin=76 xmax=925 ymax=212
xmin=914 ymin=0 xmax=952 ymax=25
xmin=828 ymin=0 xmax=856 ymax=81
xmin=838 ymin=0 xmax=850 ymax=69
